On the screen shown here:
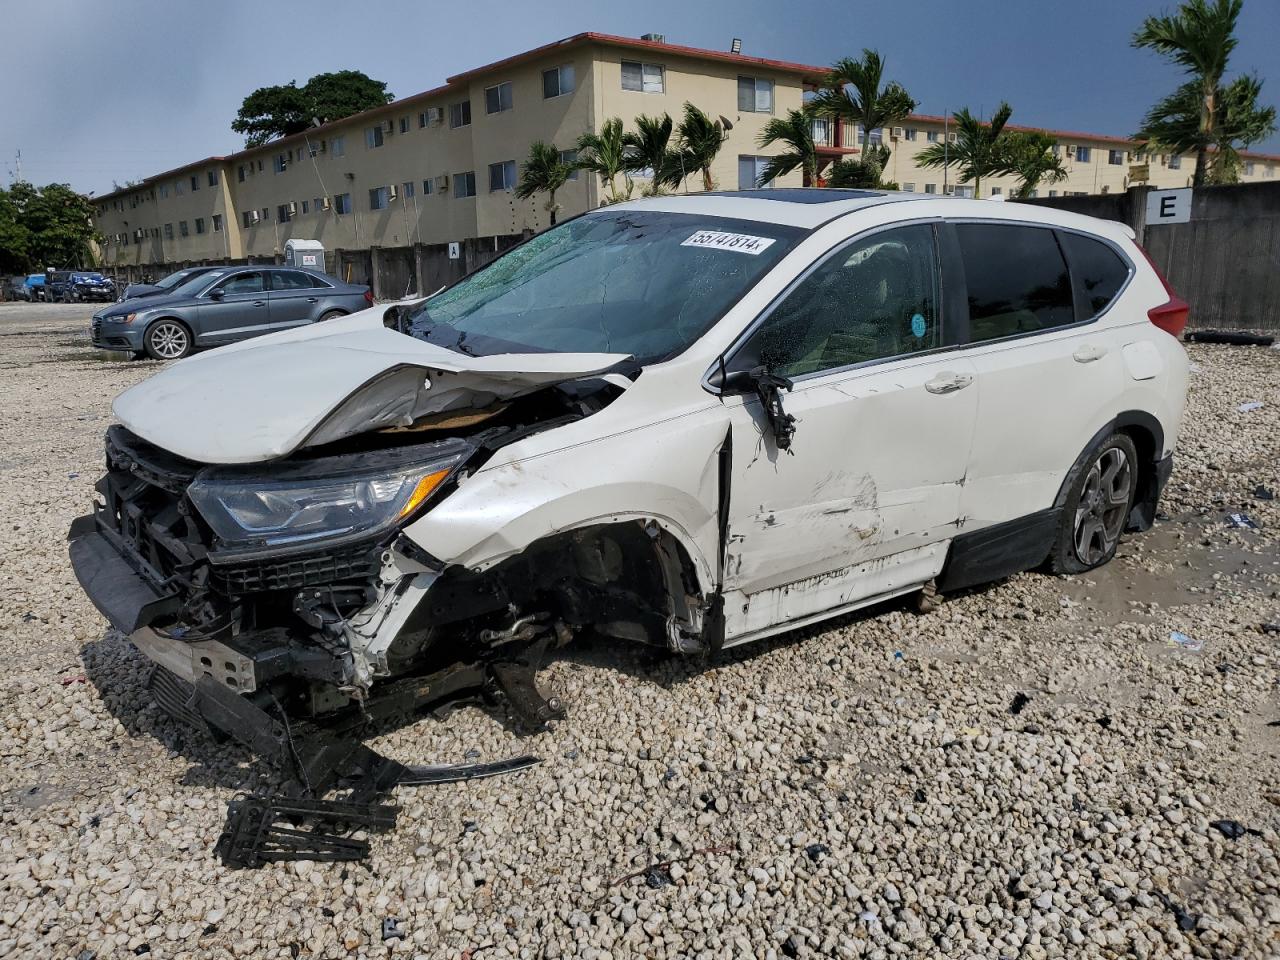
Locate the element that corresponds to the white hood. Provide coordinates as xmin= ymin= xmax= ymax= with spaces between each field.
xmin=113 ymin=311 xmax=629 ymax=463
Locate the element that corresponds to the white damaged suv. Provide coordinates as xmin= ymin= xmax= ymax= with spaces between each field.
xmin=70 ymin=189 xmax=1189 ymax=747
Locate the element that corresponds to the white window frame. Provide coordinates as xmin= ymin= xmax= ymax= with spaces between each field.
xmin=488 ymin=160 xmax=517 ymax=192
xmin=621 ymin=60 xmax=665 ymax=94
xmin=454 ymin=171 xmax=477 ymax=199
xmin=484 ymin=81 xmax=514 ymax=115
xmin=737 ymin=75 xmax=775 ymax=113
xmin=543 ymin=63 xmax=575 ymax=99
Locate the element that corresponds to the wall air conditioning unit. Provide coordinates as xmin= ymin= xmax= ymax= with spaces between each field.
xmin=891 ymin=127 xmax=904 ymax=140
xmin=946 ymin=132 xmax=957 ymax=143
xmin=383 ymin=119 xmax=395 ymax=135
xmin=434 ymin=174 xmax=449 ymax=192
xmin=320 ymin=196 xmax=332 ymax=211
xmin=387 ymin=184 xmax=399 ymax=202
xmin=250 ymin=211 xmax=261 ymax=223
xmin=133 ymin=229 xmax=143 ymax=240
xmin=287 ymin=201 xmax=298 ymax=215
xmin=427 ymin=106 xmax=443 ymax=125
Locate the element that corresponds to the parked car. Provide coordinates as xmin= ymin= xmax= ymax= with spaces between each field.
xmin=45 ymin=270 xmax=74 ymax=302
xmin=89 ymin=265 xmax=371 ymax=358
xmin=23 ymin=274 xmax=46 ymax=301
xmin=4 ymin=276 xmax=30 ymax=301
xmin=64 ymin=271 xmax=116 ymax=302
xmin=69 ymin=191 xmax=1189 ymax=774
xmin=120 ymin=265 xmax=228 ymax=302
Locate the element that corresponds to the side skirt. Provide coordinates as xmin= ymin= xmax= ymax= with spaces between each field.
xmin=936 ymin=508 xmax=1059 ymax=593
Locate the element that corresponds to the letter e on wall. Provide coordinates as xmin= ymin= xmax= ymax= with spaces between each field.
xmin=1146 ymin=188 xmax=1192 ymax=225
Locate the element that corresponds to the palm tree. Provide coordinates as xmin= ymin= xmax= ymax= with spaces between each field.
xmin=574 ymin=118 xmax=632 ymax=204
xmin=623 ymin=114 xmax=683 ymax=196
xmin=915 ymin=103 xmax=1015 ymax=197
xmin=755 ymin=110 xmax=819 ymax=186
xmin=515 ymin=141 xmax=573 ymax=225
xmin=1132 ymin=0 xmax=1274 ymax=186
xmin=676 ymin=102 xmax=728 ymax=191
xmin=1000 ymin=130 xmax=1069 ymax=197
xmin=806 ymin=49 xmax=916 ymax=184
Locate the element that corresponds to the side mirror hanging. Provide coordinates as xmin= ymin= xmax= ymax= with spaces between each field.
xmin=748 ymin=365 xmax=797 ymax=453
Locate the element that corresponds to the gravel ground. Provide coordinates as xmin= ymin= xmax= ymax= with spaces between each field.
xmin=0 ymin=303 xmax=1278 ymax=960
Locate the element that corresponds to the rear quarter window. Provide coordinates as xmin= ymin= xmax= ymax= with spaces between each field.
xmin=955 ymin=223 xmax=1075 ymax=343
xmin=1058 ymin=231 xmax=1130 ymax=318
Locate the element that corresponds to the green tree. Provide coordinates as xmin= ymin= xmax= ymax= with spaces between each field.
xmin=574 ymin=118 xmax=633 ymax=204
xmin=0 ymin=182 xmax=99 ymax=271
xmin=676 ymin=102 xmax=728 ymax=191
xmin=623 ymin=114 xmax=684 ymax=195
xmin=806 ymin=49 xmax=916 ymax=186
xmin=916 ymin=103 xmax=1016 ymax=196
xmin=516 ymin=141 xmax=574 ymax=225
xmin=826 ymin=149 xmax=898 ymax=189
xmin=755 ymin=109 xmax=819 ymax=186
xmin=1000 ymin=130 xmax=1069 ymax=197
xmin=1132 ymin=0 xmax=1275 ymax=186
xmin=232 ymin=70 xmax=393 ymax=147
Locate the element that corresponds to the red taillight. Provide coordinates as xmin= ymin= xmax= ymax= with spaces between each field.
xmin=1136 ymin=244 xmax=1189 ymax=338
xmin=363 ymin=289 xmax=374 ymax=306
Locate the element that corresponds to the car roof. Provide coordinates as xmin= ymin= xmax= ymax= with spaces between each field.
xmin=605 ymin=190 xmax=1134 ymax=241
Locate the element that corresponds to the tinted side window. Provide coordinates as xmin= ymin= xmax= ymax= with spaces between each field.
xmin=956 ymin=224 xmax=1074 ymax=342
xmin=217 ymin=271 xmax=266 ymax=296
xmin=1059 ymin=232 xmax=1129 ymax=318
xmin=273 ymin=270 xmax=318 ymax=290
xmin=735 ymin=224 xmax=940 ymax=379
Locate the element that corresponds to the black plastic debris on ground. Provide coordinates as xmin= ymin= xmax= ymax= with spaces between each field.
xmin=1156 ymin=891 xmax=1198 ymax=932
xmin=1255 ymin=485 xmax=1276 ymax=501
xmin=1209 ymin=819 xmax=1263 ymax=840
xmin=913 ymin=788 xmax=927 ymax=804
xmin=1096 ymin=716 xmax=1113 ymax=729
xmin=644 ymin=863 xmax=674 ymax=888
xmin=215 ymin=794 xmax=398 ymax=869
xmin=1009 ymin=692 xmax=1031 ymax=715
xmin=804 ymin=843 xmax=830 ymax=863
xmin=1262 ymin=622 xmax=1280 ymax=636
xmin=781 ymin=934 xmax=803 ymax=958
xmin=381 ymin=918 xmax=405 ymax=941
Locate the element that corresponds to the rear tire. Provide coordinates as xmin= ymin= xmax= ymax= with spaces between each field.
xmin=144 ymin=319 xmax=193 ymax=360
xmin=1048 ymin=432 xmax=1138 ymax=574
xmin=318 ymin=310 xmax=347 ymax=322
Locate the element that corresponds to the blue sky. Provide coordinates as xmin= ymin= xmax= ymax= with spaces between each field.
xmin=3 ymin=0 xmax=1279 ymax=196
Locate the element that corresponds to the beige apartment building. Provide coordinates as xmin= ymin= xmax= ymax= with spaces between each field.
xmin=92 ymin=31 xmax=1280 ymax=274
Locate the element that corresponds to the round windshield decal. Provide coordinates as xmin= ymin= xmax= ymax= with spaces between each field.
xmin=911 ymin=313 xmax=927 ymax=337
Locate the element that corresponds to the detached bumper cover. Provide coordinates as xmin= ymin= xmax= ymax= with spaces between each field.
xmin=68 ymin=514 xmax=179 ymax=634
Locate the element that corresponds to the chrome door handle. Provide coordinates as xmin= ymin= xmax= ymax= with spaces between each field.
xmin=925 ymin=371 xmax=974 ymax=394
xmin=252 ymin=300 xmax=266 ymax=306
xmin=1073 ymin=344 xmax=1106 ymax=363
xmin=306 ymin=297 xmax=319 ymax=302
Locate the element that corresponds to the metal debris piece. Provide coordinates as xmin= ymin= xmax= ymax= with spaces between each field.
xmin=644 ymin=863 xmax=674 ymax=888
xmin=1226 ymin=512 xmax=1260 ymax=529
xmin=381 ymin=918 xmax=405 ymax=941
xmin=1237 ymin=401 xmax=1264 ymax=413
xmin=392 ymin=754 xmax=541 ymax=787
xmin=804 ymin=843 xmax=830 ymax=863
xmin=214 ymin=793 xmax=398 ymax=869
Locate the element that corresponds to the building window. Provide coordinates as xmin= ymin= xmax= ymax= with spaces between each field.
xmin=190 ymin=175 xmax=199 ymax=191
xmin=402 ymin=180 xmax=415 ymax=199
xmin=924 ymin=183 xmax=936 ymax=194
xmin=449 ymin=100 xmax=472 ymax=128
xmin=1048 ymin=189 xmax=1058 ymax=197
xmin=454 ymin=171 xmax=477 ymax=198
xmin=489 ymin=160 xmax=517 ymax=192
xmin=300 ymin=200 xmax=309 ymax=214
xmin=1244 ymin=161 xmax=1255 ymax=175
xmin=419 ymin=111 xmax=428 ymax=128
xmin=990 ymin=187 xmax=1002 ymax=196
xmin=312 ymin=197 xmax=323 ymax=211
xmin=175 ymin=180 xmax=184 ymax=196
xmin=903 ymin=182 xmax=915 ymax=192
xmin=422 ymin=178 xmax=434 ymax=195
xmin=271 ymin=153 xmax=285 ymax=173
xmin=399 ymin=116 xmax=410 ymax=134
xmin=195 ymin=217 xmax=206 ymax=234
xmin=159 ymin=184 xmax=169 ymax=199
xmin=179 ymin=220 xmax=189 ymax=237
xmin=621 ymin=60 xmax=664 ymax=93
xmin=485 ymin=82 xmax=514 ymax=114
xmin=926 ymin=130 xmax=939 ymax=143
xmin=369 ymin=187 xmax=389 ymax=210
xmin=1108 ymin=149 xmax=1124 ymax=165
xmin=810 ymin=118 xmax=829 ymax=144
xmin=1168 ymin=154 xmax=1181 ymax=169
xmin=331 ymin=136 xmax=345 ymax=157
xmin=1075 ymin=146 xmax=1092 ymax=163
xmin=737 ymin=155 xmax=775 ymax=190
xmin=737 ymin=76 xmax=775 ymax=113
xmin=334 ymin=192 xmax=352 ymax=214
xmin=237 ymin=165 xmax=245 ymax=183
xmin=212 ymin=214 xmax=222 ymax=232
xmin=560 ymin=149 xmax=579 ymax=180
xmin=366 ymin=125 xmax=384 ymax=149
xmin=543 ymin=64 xmax=575 ymax=98
xmin=277 ymin=203 xmax=292 ymax=222
xmin=207 ymin=170 xmax=218 ymax=187
xmin=903 ymin=128 xmax=917 ymax=141
xmin=164 ymin=223 xmax=174 ymax=240
xmin=242 ymin=211 xmax=252 ymax=228
xmin=1266 ymin=163 xmax=1275 ymax=178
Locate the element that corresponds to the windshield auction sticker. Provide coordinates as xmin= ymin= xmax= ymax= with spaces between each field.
xmin=681 ymin=230 xmax=777 ymax=255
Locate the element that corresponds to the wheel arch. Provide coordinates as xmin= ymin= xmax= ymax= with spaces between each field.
xmin=1053 ymin=410 xmax=1166 ymax=531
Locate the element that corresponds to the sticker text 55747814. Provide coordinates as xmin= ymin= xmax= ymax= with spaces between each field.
xmin=681 ymin=230 xmax=777 ymax=255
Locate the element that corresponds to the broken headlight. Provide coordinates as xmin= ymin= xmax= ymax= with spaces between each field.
xmin=188 ymin=447 xmax=465 ymax=554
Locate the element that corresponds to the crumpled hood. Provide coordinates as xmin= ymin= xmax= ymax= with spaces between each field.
xmin=113 ymin=310 xmax=630 ymax=464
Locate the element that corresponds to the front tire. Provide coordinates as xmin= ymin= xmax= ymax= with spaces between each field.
xmin=144 ymin=319 xmax=193 ymax=360
xmin=1048 ymin=433 xmax=1138 ymax=574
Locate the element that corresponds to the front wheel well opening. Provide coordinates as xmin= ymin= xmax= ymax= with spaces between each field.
xmin=1117 ymin=422 xmax=1160 ymax=531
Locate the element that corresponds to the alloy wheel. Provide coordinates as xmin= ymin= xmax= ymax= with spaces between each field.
xmin=149 ymin=322 xmax=189 ymax=359
xmin=1072 ymin=446 xmax=1132 ymax=565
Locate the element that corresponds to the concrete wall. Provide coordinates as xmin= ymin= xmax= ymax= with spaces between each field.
xmin=1017 ymin=181 xmax=1280 ymax=331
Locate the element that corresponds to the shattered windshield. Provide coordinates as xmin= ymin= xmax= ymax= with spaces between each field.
xmin=405 ymin=210 xmax=802 ymax=362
